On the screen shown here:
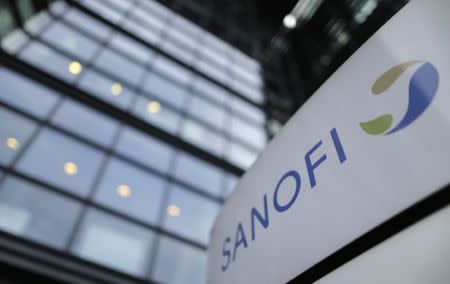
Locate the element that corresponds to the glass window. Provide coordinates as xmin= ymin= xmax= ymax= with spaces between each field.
xmin=135 ymin=0 xmax=172 ymax=20
xmin=23 ymin=11 xmax=51 ymax=36
xmin=174 ymin=152 xmax=223 ymax=197
xmin=231 ymin=64 xmax=262 ymax=88
xmin=229 ymin=96 xmax=265 ymax=124
xmin=16 ymin=128 xmax=105 ymax=197
xmin=143 ymin=72 xmax=189 ymax=110
xmin=166 ymin=25 xmax=198 ymax=50
xmin=152 ymin=56 xmax=193 ymax=85
xmin=40 ymin=21 xmax=100 ymax=62
xmin=160 ymin=39 xmax=195 ymax=65
xmin=0 ymin=107 xmax=37 ymax=167
xmin=194 ymin=60 xmax=229 ymax=85
xmin=180 ymin=119 xmax=226 ymax=156
xmin=132 ymin=96 xmax=181 ymax=135
xmin=0 ymin=176 xmax=81 ymax=249
xmin=227 ymin=142 xmax=258 ymax=170
xmin=115 ymin=127 xmax=174 ymax=173
xmin=1 ymin=29 xmax=29 ymax=54
xmin=223 ymin=174 xmax=239 ymax=198
xmin=129 ymin=6 xmax=166 ymax=32
xmin=199 ymin=45 xmax=230 ymax=68
xmin=50 ymin=99 xmax=120 ymax=148
xmin=63 ymin=8 xmax=112 ymax=41
xmin=19 ymin=42 xmax=83 ymax=83
xmin=70 ymin=209 xmax=155 ymax=277
xmin=229 ymin=117 xmax=266 ymax=150
xmin=0 ymin=68 xmax=60 ymax=119
xmin=162 ymin=185 xmax=220 ymax=245
xmin=93 ymin=48 xmax=145 ymax=86
xmin=230 ymin=77 xmax=264 ymax=104
xmin=192 ymin=76 xmax=230 ymax=105
xmin=171 ymin=15 xmax=201 ymax=40
xmin=78 ymin=69 xmax=135 ymax=110
xmin=122 ymin=18 xmax=161 ymax=45
xmin=109 ymin=32 xmax=154 ymax=64
xmin=187 ymin=96 xmax=226 ymax=130
xmin=94 ymin=158 xmax=166 ymax=225
xmin=49 ymin=1 xmax=69 ymax=16
xmin=152 ymin=236 xmax=206 ymax=284
xmin=79 ymin=0 xmax=124 ymax=24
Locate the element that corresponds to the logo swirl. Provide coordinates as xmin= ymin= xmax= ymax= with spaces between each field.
xmin=360 ymin=61 xmax=439 ymax=135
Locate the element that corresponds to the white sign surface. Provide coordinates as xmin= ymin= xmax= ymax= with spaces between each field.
xmin=208 ymin=0 xmax=450 ymax=283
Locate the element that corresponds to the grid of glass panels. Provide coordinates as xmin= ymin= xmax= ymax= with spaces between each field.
xmin=0 ymin=0 xmax=264 ymax=282
xmin=2 ymin=0 xmax=267 ymax=170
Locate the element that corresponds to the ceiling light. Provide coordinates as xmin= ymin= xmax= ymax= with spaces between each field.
xmin=68 ymin=61 xmax=82 ymax=75
xmin=5 ymin=137 xmax=19 ymax=150
xmin=111 ymin=83 xmax=122 ymax=96
xmin=117 ymin=184 xmax=132 ymax=198
xmin=64 ymin=161 xmax=78 ymax=176
xmin=166 ymin=204 xmax=181 ymax=217
xmin=283 ymin=14 xmax=297 ymax=29
xmin=147 ymin=101 xmax=161 ymax=114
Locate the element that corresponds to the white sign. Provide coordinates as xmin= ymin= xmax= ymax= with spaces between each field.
xmin=207 ymin=0 xmax=450 ymax=283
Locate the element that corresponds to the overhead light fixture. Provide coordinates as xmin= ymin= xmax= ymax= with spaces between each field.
xmin=147 ymin=101 xmax=161 ymax=114
xmin=166 ymin=204 xmax=181 ymax=217
xmin=117 ymin=184 xmax=132 ymax=198
xmin=64 ymin=161 xmax=78 ymax=176
xmin=68 ymin=61 xmax=82 ymax=75
xmin=283 ymin=14 xmax=297 ymax=29
xmin=5 ymin=137 xmax=19 ymax=150
xmin=111 ymin=83 xmax=122 ymax=96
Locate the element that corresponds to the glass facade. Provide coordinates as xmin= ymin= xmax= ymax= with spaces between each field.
xmin=0 ymin=0 xmax=265 ymax=283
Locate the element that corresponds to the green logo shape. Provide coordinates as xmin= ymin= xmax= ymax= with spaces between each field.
xmin=359 ymin=114 xmax=393 ymax=135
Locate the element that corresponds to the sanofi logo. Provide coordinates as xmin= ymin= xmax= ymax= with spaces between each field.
xmin=220 ymin=128 xmax=347 ymax=272
xmin=360 ymin=61 xmax=439 ymax=135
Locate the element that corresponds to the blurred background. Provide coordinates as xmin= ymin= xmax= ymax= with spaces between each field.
xmin=0 ymin=0 xmax=408 ymax=283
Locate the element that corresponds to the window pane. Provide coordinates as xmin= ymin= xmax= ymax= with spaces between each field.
xmin=78 ymin=69 xmax=135 ymax=110
xmin=129 ymin=6 xmax=165 ymax=31
xmin=143 ymin=72 xmax=189 ymax=110
xmin=223 ymin=174 xmax=239 ymax=198
xmin=1 ymin=29 xmax=29 ymax=54
xmin=40 ymin=21 xmax=100 ymax=62
xmin=227 ymin=142 xmax=258 ymax=170
xmin=135 ymin=0 xmax=172 ymax=20
xmin=23 ymin=11 xmax=51 ymax=36
xmin=0 ymin=176 xmax=81 ymax=249
xmin=109 ymin=32 xmax=153 ymax=63
xmin=115 ymin=127 xmax=174 ymax=173
xmin=79 ymin=0 xmax=124 ymax=24
xmin=94 ymin=158 xmax=166 ymax=225
xmin=187 ymin=96 xmax=226 ymax=130
xmin=19 ymin=42 xmax=83 ymax=83
xmin=160 ymin=39 xmax=195 ymax=65
xmin=70 ymin=209 xmax=155 ymax=276
xmin=180 ymin=119 xmax=226 ymax=156
xmin=192 ymin=76 xmax=230 ymax=105
xmin=63 ymin=8 xmax=111 ymax=41
xmin=0 ymin=68 xmax=59 ymax=119
xmin=16 ymin=128 xmax=105 ymax=197
xmin=230 ymin=96 xmax=265 ymax=124
xmin=123 ymin=19 xmax=160 ymax=45
xmin=152 ymin=56 xmax=193 ymax=85
xmin=152 ymin=236 xmax=206 ymax=284
xmin=132 ymin=96 xmax=181 ymax=134
xmin=0 ymin=107 xmax=37 ymax=166
xmin=162 ymin=185 xmax=220 ymax=244
xmin=174 ymin=153 xmax=223 ymax=197
xmin=229 ymin=117 xmax=266 ymax=150
xmin=50 ymin=99 xmax=120 ymax=148
xmin=194 ymin=60 xmax=229 ymax=84
xmin=93 ymin=48 xmax=145 ymax=86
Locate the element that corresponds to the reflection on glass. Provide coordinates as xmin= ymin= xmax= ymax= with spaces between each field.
xmin=152 ymin=236 xmax=206 ymax=284
xmin=174 ymin=152 xmax=223 ymax=197
xmin=70 ymin=209 xmax=155 ymax=276
xmin=0 ymin=107 xmax=37 ymax=166
xmin=0 ymin=176 xmax=81 ymax=249
xmin=94 ymin=158 xmax=166 ymax=225
xmin=16 ymin=128 xmax=105 ymax=197
xmin=50 ymin=99 xmax=120 ymax=148
xmin=78 ymin=70 xmax=135 ymax=110
xmin=181 ymin=119 xmax=226 ymax=156
xmin=115 ymin=127 xmax=174 ymax=173
xmin=19 ymin=42 xmax=83 ymax=83
xmin=0 ymin=68 xmax=60 ymax=119
xmin=41 ymin=21 xmax=100 ymax=62
xmin=162 ymin=185 xmax=220 ymax=244
xmin=93 ymin=48 xmax=145 ymax=86
xmin=133 ymin=96 xmax=181 ymax=134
